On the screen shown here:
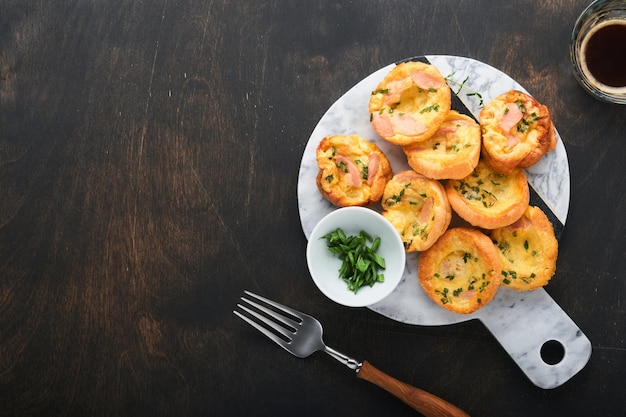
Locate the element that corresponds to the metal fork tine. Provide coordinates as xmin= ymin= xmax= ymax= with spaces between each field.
xmin=235 ymin=302 xmax=294 ymax=340
xmin=240 ymin=295 xmax=301 ymax=330
xmin=233 ymin=308 xmax=292 ymax=352
xmin=243 ymin=290 xmax=306 ymax=322
xmin=234 ymin=291 xmax=470 ymax=416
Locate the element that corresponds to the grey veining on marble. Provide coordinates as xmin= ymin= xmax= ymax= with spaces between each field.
xmin=297 ymin=56 xmax=591 ymax=389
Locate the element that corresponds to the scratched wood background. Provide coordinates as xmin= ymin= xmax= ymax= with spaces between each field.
xmin=1 ymin=0 xmax=625 ymax=416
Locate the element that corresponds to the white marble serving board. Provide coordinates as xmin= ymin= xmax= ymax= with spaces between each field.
xmin=297 ymin=55 xmax=592 ymax=389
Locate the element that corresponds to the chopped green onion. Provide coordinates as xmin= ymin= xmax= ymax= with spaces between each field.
xmin=321 ymin=228 xmax=386 ymax=294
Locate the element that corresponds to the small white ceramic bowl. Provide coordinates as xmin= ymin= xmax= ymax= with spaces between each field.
xmin=306 ymin=207 xmax=406 ymax=307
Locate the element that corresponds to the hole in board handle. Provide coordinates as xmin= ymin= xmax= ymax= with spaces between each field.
xmin=540 ymin=340 xmax=565 ymax=365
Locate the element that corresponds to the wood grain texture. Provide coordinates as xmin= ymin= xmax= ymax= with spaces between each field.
xmin=357 ymin=361 xmax=470 ymax=417
xmin=1 ymin=0 xmax=625 ymax=416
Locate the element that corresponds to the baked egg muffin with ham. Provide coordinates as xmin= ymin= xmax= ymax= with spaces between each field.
xmin=381 ymin=170 xmax=451 ymax=252
xmin=369 ymin=61 xmax=451 ymax=145
xmin=480 ymin=90 xmax=557 ymax=174
xmin=403 ymin=110 xmax=481 ymax=180
xmin=315 ymin=134 xmax=393 ymax=207
xmin=445 ymin=160 xmax=529 ymax=230
xmin=489 ymin=206 xmax=558 ymax=291
xmin=418 ymin=227 xmax=503 ymax=314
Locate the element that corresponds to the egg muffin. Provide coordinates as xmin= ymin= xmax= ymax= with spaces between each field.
xmin=418 ymin=227 xmax=503 ymax=314
xmin=315 ymin=134 xmax=393 ymax=207
xmin=480 ymin=90 xmax=557 ymax=174
xmin=489 ymin=206 xmax=558 ymax=291
xmin=381 ymin=170 xmax=451 ymax=252
xmin=369 ymin=61 xmax=451 ymax=145
xmin=403 ymin=110 xmax=481 ymax=180
xmin=445 ymin=160 xmax=529 ymax=229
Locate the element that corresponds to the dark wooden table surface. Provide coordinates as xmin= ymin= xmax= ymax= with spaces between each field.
xmin=1 ymin=1 xmax=625 ymax=416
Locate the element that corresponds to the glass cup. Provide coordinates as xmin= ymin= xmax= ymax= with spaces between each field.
xmin=570 ymin=0 xmax=626 ymax=104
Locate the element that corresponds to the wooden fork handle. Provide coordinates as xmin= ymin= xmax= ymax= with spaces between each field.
xmin=356 ymin=360 xmax=470 ymax=417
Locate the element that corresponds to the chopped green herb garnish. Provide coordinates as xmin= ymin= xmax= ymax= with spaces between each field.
xmin=321 ymin=228 xmax=386 ymax=294
xmin=335 ymin=161 xmax=348 ymax=173
xmin=444 ymin=73 xmax=484 ymax=107
xmin=420 ymin=103 xmax=441 ymax=114
xmin=517 ymin=122 xmax=529 ymax=133
xmin=468 ymin=277 xmax=477 ymax=291
xmin=435 ymin=287 xmax=451 ymax=305
xmin=355 ymin=159 xmax=368 ymax=180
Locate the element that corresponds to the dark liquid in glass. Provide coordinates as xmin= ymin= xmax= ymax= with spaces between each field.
xmin=584 ymin=21 xmax=626 ymax=87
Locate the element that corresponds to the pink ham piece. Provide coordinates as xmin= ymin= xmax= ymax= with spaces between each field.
xmin=410 ymin=70 xmax=445 ymax=90
xmin=506 ymin=134 xmax=520 ymax=148
xmin=367 ymin=153 xmax=380 ymax=185
xmin=440 ymin=258 xmax=458 ymax=278
xmin=371 ymin=112 xmax=395 ymax=138
xmin=381 ymin=71 xmax=444 ymax=106
xmin=392 ymin=114 xmax=428 ymax=136
xmin=434 ymin=118 xmax=474 ymax=137
xmin=335 ymin=155 xmax=362 ymax=187
xmin=441 ymin=259 xmax=452 ymax=276
xmin=461 ymin=290 xmax=477 ymax=301
xmin=500 ymin=103 xmax=523 ymax=132
xmin=382 ymin=78 xmax=413 ymax=106
xmin=434 ymin=125 xmax=458 ymax=136
xmin=372 ymin=112 xmax=428 ymax=138
xmin=418 ymin=197 xmax=433 ymax=224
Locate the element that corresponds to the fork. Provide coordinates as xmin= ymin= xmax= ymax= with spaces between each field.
xmin=234 ymin=290 xmax=470 ymax=417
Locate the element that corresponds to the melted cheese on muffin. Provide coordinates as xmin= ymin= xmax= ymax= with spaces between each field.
xmin=445 ymin=160 xmax=529 ymax=229
xmin=316 ymin=134 xmax=393 ymax=207
xmin=489 ymin=206 xmax=558 ymax=290
xmin=369 ymin=61 xmax=451 ymax=145
xmin=480 ymin=90 xmax=557 ymax=174
xmin=381 ymin=170 xmax=451 ymax=252
xmin=403 ymin=110 xmax=481 ymax=179
xmin=418 ymin=227 xmax=502 ymax=314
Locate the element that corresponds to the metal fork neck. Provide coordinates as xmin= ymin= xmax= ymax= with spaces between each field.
xmin=323 ymin=346 xmax=362 ymax=371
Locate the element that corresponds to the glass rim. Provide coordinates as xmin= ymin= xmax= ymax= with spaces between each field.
xmin=569 ymin=0 xmax=626 ymax=104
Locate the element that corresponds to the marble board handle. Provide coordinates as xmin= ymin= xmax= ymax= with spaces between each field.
xmin=477 ymin=287 xmax=592 ymax=389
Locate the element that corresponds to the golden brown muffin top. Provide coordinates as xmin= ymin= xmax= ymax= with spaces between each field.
xmin=480 ymin=90 xmax=556 ymax=174
xmin=418 ymin=227 xmax=503 ymax=314
xmin=369 ymin=61 xmax=451 ymax=145
xmin=445 ymin=160 xmax=529 ymax=229
xmin=489 ymin=206 xmax=558 ymax=291
xmin=381 ymin=170 xmax=451 ymax=252
xmin=315 ymin=134 xmax=393 ymax=207
xmin=403 ymin=110 xmax=481 ymax=180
